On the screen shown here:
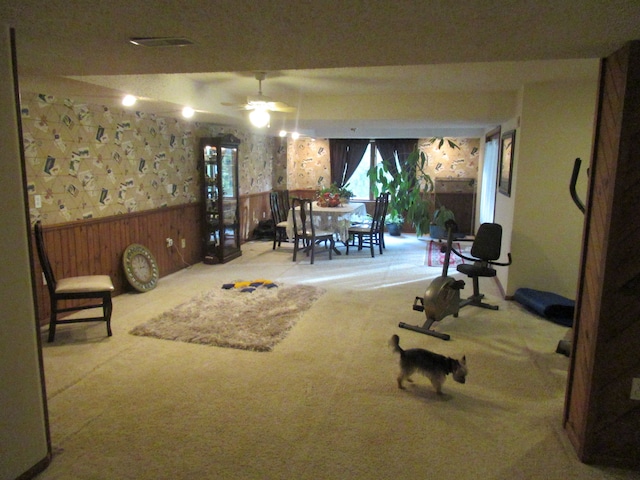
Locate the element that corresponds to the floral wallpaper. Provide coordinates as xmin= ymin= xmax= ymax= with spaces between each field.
xmin=285 ymin=137 xmax=480 ymax=192
xmin=272 ymin=137 xmax=288 ymax=190
xmin=420 ymin=137 xmax=480 ymax=179
xmin=19 ymin=89 xmax=479 ymax=227
xmin=286 ymin=137 xmax=331 ymax=190
xmin=20 ymin=91 xmax=276 ymax=226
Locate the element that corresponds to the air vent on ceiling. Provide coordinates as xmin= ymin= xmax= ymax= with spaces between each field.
xmin=129 ymin=37 xmax=195 ymax=47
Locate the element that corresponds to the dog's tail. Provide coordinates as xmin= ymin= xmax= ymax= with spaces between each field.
xmin=389 ymin=334 xmax=404 ymax=355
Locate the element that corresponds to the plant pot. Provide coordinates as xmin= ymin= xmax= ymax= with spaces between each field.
xmin=429 ymin=225 xmax=447 ymax=240
xmin=386 ymin=222 xmax=402 ymax=236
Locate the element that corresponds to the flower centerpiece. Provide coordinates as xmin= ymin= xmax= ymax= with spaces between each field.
xmin=316 ymin=183 xmax=354 ymax=207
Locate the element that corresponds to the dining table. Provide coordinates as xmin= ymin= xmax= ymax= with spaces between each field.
xmin=287 ymin=201 xmax=368 ymax=253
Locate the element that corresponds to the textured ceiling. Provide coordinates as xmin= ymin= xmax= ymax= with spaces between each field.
xmin=6 ymin=0 xmax=640 ymax=138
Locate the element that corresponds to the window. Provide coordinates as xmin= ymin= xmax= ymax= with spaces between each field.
xmin=348 ymin=142 xmax=389 ymax=200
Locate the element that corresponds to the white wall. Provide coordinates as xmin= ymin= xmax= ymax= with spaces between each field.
xmin=500 ymin=72 xmax=599 ymax=298
xmin=0 ymin=26 xmax=50 ymax=479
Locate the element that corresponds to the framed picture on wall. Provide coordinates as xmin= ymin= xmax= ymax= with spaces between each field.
xmin=499 ymin=130 xmax=515 ymax=197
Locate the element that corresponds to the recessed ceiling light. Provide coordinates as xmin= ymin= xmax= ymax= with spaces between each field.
xmin=122 ymin=95 xmax=136 ymax=106
xmin=129 ymin=37 xmax=194 ymax=47
xmin=182 ymin=106 xmax=195 ymax=118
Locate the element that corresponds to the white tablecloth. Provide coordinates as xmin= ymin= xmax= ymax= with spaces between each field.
xmin=287 ymin=202 xmax=367 ymax=241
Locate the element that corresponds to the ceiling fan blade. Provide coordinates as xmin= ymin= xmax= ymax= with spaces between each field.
xmin=269 ymin=102 xmax=296 ymax=113
xmin=221 ymin=101 xmax=252 ymax=110
xmin=221 ymin=72 xmax=296 ymax=114
xmin=247 ymin=94 xmax=273 ymax=104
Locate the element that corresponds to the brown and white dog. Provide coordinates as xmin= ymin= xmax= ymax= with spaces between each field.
xmin=390 ymin=334 xmax=467 ymax=394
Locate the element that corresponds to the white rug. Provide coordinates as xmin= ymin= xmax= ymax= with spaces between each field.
xmin=129 ymin=282 xmax=325 ymax=352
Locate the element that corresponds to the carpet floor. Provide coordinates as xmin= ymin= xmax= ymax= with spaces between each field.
xmin=38 ymin=236 xmax=640 ymax=480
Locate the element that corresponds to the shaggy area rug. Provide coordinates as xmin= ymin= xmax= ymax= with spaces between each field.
xmin=129 ymin=283 xmax=325 ymax=352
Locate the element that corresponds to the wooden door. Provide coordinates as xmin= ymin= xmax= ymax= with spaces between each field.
xmin=563 ymin=40 xmax=640 ymax=469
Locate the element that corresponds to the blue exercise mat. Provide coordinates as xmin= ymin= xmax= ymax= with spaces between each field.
xmin=513 ymin=288 xmax=574 ymax=327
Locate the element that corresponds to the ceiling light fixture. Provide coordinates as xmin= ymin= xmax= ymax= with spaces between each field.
xmin=122 ymin=94 xmax=137 ymax=107
xmin=277 ymin=130 xmax=302 ymax=139
xmin=182 ymin=106 xmax=195 ymax=118
xmin=249 ymin=107 xmax=270 ymax=128
xmin=129 ymin=37 xmax=194 ymax=47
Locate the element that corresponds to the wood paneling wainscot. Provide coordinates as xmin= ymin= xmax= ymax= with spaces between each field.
xmin=32 ymin=204 xmax=202 ymax=326
xmin=32 ymin=193 xmax=274 ymax=327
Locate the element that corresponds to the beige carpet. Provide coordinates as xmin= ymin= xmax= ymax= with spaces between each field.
xmin=38 ymin=237 xmax=640 ymax=480
xmin=129 ymin=282 xmax=325 ymax=351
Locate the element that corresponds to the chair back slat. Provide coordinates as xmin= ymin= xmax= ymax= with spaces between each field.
xmin=34 ymin=221 xmax=56 ymax=291
xmin=270 ymin=190 xmax=291 ymax=224
xmin=291 ymin=197 xmax=316 ymax=239
xmin=371 ymin=192 xmax=389 ymax=233
xmin=278 ymin=190 xmax=290 ymax=220
xmin=269 ymin=192 xmax=282 ymax=224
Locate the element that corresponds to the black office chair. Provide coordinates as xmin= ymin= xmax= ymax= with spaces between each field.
xmin=451 ymin=223 xmax=512 ymax=311
xmin=34 ymin=221 xmax=115 ymax=342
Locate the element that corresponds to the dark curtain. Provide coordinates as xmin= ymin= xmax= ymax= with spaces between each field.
xmin=374 ymin=139 xmax=418 ymax=177
xmin=395 ymin=139 xmax=417 ymax=166
xmin=329 ymin=139 xmax=370 ymax=186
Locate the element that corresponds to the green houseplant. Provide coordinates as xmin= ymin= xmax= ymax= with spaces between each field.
xmin=429 ymin=205 xmax=456 ymax=239
xmin=384 ymin=211 xmax=404 ymax=236
xmin=368 ymin=144 xmax=435 ymax=237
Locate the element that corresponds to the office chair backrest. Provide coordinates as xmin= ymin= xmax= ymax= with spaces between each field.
xmin=470 ymin=223 xmax=503 ymax=261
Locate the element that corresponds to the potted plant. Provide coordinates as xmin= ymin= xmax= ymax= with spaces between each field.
xmin=316 ymin=182 xmax=354 ymax=206
xmin=368 ymin=143 xmax=435 ymax=237
xmin=338 ymin=184 xmax=354 ymax=203
xmin=384 ymin=211 xmax=404 ymax=236
xmin=429 ymin=205 xmax=456 ymax=239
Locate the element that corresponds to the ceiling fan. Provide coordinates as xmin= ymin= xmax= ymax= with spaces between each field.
xmin=222 ymin=72 xmax=295 ymax=127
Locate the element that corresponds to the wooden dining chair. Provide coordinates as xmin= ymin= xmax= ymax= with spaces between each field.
xmin=290 ymin=197 xmax=335 ymax=264
xmin=34 ymin=221 xmax=115 ymax=342
xmin=269 ymin=191 xmax=289 ymax=249
xmin=277 ymin=189 xmax=290 ymax=220
xmin=346 ymin=192 xmax=389 ymax=257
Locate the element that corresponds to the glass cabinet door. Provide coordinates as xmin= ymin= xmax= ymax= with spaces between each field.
xmin=220 ymin=145 xmax=240 ymax=255
xmin=203 ymin=144 xmax=219 ymax=261
xmin=200 ymin=135 xmax=241 ymax=264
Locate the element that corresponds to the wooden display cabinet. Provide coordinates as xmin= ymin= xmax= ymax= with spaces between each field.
xmin=199 ymin=135 xmax=242 ymax=264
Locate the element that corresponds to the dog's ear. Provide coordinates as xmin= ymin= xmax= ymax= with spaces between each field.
xmin=460 ymin=355 xmax=466 ymax=365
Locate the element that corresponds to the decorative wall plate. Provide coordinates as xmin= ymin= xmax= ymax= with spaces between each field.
xmin=123 ymin=244 xmax=159 ymax=292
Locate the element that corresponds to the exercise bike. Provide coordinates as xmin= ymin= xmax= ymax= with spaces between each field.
xmin=556 ymin=157 xmax=585 ymax=356
xmin=399 ymin=220 xmax=466 ymax=341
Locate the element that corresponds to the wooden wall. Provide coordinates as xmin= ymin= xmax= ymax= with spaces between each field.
xmin=33 ymin=192 xmax=273 ymax=326
xmin=564 ymin=40 xmax=640 ymax=469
